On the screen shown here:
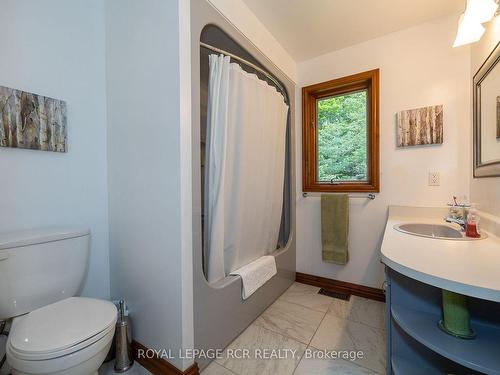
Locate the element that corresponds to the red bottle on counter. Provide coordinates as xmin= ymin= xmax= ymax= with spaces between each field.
xmin=466 ymin=205 xmax=481 ymax=238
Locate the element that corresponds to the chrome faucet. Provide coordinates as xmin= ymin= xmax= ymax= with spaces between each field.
xmin=445 ymin=196 xmax=468 ymax=231
xmin=444 ymin=216 xmax=466 ymax=231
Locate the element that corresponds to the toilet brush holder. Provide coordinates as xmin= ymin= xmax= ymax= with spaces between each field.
xmin=114 ymin=300 xmax=134 ymax=372
xmin=438 ymin=290 xmax=475 ymax=339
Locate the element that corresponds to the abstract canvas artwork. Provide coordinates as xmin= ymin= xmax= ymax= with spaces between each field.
xmin=0 ymin=86 xmax=67 ymax=152
xmin=397 ymin=105 xmax=443 ymax=147
xmin=497 ymin=96 xmax=500 ymax=139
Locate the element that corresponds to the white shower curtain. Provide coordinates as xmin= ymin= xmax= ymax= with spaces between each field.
xmin=205 ymin=54 xmax=289 ymax=283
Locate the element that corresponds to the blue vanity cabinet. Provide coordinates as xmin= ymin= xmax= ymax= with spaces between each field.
xmin=385 ymin=267 xmax=500 ymax=375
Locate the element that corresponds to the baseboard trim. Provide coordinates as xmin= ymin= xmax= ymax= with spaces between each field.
xmin=295 ymin=272 xmax=385 ymax=302
xmin=131 ymin=340 xmax=199 ymax=375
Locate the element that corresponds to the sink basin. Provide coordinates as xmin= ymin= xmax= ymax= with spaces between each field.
xmin=394 ymin=223 xmax=487 ymax=240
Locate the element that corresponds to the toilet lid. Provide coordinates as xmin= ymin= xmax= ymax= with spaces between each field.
xmin=9 ymin=297 xmax=117 ymax=358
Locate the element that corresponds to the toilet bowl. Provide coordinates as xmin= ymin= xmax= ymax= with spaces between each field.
xmin=0 ymin=228 xmax=118 ymax=375
xmin=7 ymin=297 xmax=117 ymax=375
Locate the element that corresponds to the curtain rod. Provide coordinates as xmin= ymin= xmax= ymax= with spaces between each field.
xmin=200 ymin=42 xmax=288 ymax=103
xmin=302 ymin=192 xmax=376 ymax=200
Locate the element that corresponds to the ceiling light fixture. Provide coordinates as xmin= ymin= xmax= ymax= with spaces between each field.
xmin=453 ymin=0 xmax=499 ymax=47
xmin=453 ymin=13 xmax=486 ymax=47
xmin=466 ymin=0 xmax=499 ymax=22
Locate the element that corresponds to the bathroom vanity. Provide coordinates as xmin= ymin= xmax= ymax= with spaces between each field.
xmin=381 ymin=206 xmax=500 ymax=375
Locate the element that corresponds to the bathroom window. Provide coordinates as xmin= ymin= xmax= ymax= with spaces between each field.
xmin=302 ymin=69 xmax=380 ymax=192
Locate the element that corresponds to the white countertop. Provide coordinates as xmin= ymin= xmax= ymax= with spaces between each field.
xmin=381 ymin=206 xmax=500 ymax=302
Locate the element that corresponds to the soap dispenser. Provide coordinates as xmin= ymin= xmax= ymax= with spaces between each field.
xmin=465 ymin=204 xmax=480 ymax=238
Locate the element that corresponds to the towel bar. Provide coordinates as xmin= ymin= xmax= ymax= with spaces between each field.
xmin=302 ymin=192 xmax=376 ymax=200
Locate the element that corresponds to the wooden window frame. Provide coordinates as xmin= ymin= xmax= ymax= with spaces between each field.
xmin=302 ymin=69 xmax=380 ymax=193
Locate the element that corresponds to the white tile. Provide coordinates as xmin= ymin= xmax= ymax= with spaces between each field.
xmin=201 ymin=361 xmax=236 ymax=375
xmin=309 ymin=314 xmax=386 ymax=374
xmin=294 ymin=355 xmax=379 ymax=375
xmin=278 ymin=283 xmax=333 ymax=313
xmin=325 ymin=298 xmax=351 ymax=320
xmin=254 ymin=299 xmax=325 ymax=344
xmin=328 ymin=296 xmax=385 ymax=330
xmin=98 ymin=361 xmax=151 ymax=375
xmin=216 ymin=323 xmax=306 ymax=375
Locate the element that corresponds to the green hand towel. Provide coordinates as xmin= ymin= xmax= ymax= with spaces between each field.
xmin=321 ymin=194 xmax=349 ymax=264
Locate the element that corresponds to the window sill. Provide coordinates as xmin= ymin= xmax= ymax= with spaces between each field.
xmin=303 ymin=182 xmax=379 ymax=193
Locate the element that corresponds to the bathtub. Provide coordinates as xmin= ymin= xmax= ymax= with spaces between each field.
xmin=190 ymin=1 xmax=296 ymax=370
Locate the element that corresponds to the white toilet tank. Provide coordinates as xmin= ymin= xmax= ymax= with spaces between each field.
xmin=0 ymin=228 xmax=90 ymax=320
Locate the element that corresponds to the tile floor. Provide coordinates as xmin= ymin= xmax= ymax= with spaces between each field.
xmin=0 ymin=353 xmax=151 ymax=375
xmin=202 ymin=282 xmax=386 ymax=375
xmin=2 ymin=282 xmax=385 ymax=375
xmin=0 ymin=344 xmax=150 ymax=375
xmin=99 ymin=360 xmax=151 ymax=375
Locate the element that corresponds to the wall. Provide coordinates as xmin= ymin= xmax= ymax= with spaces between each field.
xmin=106 ymin=0 xmax=193 ymax=370
xmin=296 ymin=16 xmax=471 ymax=288
xmin=0 ymin=0 xmax=110 ymax=299
xmin=470 ymin=16 xmax=500 ymax=217
xmin=207 ymin=0 xmax=297 ymax=82
xmin=179 ymin=0 xmax=195 ymax=367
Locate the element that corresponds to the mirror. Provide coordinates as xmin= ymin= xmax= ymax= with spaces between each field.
xmin=473 ymin=41 xmax=500 ymax=177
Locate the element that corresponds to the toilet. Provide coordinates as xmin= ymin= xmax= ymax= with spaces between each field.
xmin=0 ymin=228 xmax=117 ymax=375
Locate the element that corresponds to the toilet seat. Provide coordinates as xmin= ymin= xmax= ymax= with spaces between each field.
xmin=8 ymin=321 xmax=115 ymax=361
xmin=8 ymin=297 xmax=117 ymax=361
xmin=7 ymin=326 xmax=115 ymax=375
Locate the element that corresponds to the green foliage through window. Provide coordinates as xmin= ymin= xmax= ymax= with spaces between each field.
xmin=317 ymin=91 xmax=368 ymax=182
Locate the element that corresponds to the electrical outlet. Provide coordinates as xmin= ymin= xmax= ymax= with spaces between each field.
xmin=428 ymin=171 xmax=440 ymax=186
